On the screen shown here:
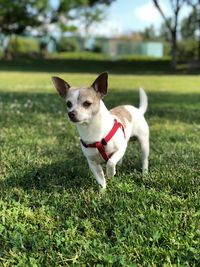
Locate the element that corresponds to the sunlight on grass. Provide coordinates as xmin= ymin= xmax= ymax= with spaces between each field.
xmin=0 ymin=72 xmax=199 ymax=93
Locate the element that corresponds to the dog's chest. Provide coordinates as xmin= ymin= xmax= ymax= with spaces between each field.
xmin=81 ymin=140 xmax=117 ymax=164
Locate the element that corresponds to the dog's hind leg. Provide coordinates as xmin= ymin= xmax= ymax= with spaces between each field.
xmin=138 ymin=133 xmax=149 ymax=173
xmin=118 ymin=158 xmax=123 ymax=166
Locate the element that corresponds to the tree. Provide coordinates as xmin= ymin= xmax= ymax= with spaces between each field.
xmin=0 ymin=0 xmax=115 ymax=57
xmin=54 ymin=0 xmax=113 ymax=35
xmin=52 ymin=0 xmax=114 ymax=52
xmin=142 ymin=25 xmax=157 ymax=41
xmin=32 ymin=0 xmax=115 ymax=44
xmin=159 ymin=21 xmax=171 ymax=42
xmin=0 ymin=0 xmax=114 ymax=37
xmin=0 ymin=0 xmax=48 ymax=35
xmin=152 ymin=0 xmax=186 ymax=69
xmin=185 ymin=0 xmax=200 ymax=61
xmin=0 ymin=0 xmax=48 ymax=58
xmin=181 ymin=9 xmax=197 ymax=39
xmin=80 ymin=6 xmax=105 ymax=36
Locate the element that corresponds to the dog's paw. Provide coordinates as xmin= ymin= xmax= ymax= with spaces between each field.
xmin=106 ymin=160 xmax=116 ymax=177
xmin=99 ymin=187 xmax=106 ymax=194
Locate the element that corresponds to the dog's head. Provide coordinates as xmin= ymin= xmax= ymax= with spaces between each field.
xmin=52 ymin=72 xmax=108 ymax=124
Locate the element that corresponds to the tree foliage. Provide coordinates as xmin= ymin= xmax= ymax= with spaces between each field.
xmin=0 ymin=0 xmax=114 ymax=36
xmin=181 ymin=8 xmax=198 ymax=39
xmin=0 ymin=0 xmax=48 ymax=35
xmin=141 ymin=25 xmax=157 ymax=41
xmin=185 ymin=0 xmax=200 ymax=60
xmin=52 ymin=0 xmax=113 ymax=24
xmin=56 ymin=0 xmax=114 ymax=12
xmin=152 ymin=0 xmax=187 ymax=68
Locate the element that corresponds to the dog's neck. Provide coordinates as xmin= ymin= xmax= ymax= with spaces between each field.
xmin=76 ymin=100 xmax=113 ymax=143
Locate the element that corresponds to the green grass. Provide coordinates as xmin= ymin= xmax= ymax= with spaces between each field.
xmin=0 ymin=65 xmax=200 ymax=266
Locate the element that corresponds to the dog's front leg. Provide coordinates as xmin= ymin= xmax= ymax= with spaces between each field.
xmin=106 ymin=147 xmax=126 ymax=178
xmin=88 ymin=160 xmax=106 ymax=189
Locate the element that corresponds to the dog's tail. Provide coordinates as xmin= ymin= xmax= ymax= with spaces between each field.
xmin=139 ymin=88 xmax=148 ymax=115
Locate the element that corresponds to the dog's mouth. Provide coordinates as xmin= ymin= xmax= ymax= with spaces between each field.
xmin=69 ymin=117 xmax=80 ymax=123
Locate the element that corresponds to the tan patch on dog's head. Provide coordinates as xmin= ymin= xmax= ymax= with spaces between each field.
xmin=78 ymin=87 xmax=101 ymax=115
xmin=110 ymin=106 xmax=132 ymax=126
xmin=78 ymin=87 xmax=100 ymax=104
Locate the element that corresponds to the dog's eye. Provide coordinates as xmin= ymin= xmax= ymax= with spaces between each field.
xmin=83 ymin=101 xmax=92 ymax=108
xmin=66 ymin=101 xmax=72 ymax=108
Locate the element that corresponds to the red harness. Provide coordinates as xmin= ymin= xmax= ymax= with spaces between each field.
xmin=81 ymin=119 xmax=126 ymax=162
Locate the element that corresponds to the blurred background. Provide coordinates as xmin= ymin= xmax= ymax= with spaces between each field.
xmin=0 ymin=0 xmax=199 ymax=72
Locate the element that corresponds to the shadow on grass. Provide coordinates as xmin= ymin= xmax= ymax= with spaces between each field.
xmin=4 ymin=159 xmax=92 ymax=193
xmin=1 ymin=89 xmax=200 ymax=125
xmin=2 ymin=142 xmax=142 ymax=194
xmin=0 ymin=58 xmax=199 ymax=75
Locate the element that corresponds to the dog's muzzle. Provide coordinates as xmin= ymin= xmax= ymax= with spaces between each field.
xmin=68 ymin=111 xmax=79 ymax=122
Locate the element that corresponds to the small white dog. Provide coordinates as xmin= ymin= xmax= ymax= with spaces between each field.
xmin=52 ymin=72 xmax=149 ymax=189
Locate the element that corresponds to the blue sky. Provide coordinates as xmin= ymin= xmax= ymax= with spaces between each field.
xmin=90 ymin=0 xmax=192 ymax=36
xmin=51 ymin=0 xmax=191 ymax=37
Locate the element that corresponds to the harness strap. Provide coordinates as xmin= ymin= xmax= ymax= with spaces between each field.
xmin=81 ymin=119 xmax=125 ymax=161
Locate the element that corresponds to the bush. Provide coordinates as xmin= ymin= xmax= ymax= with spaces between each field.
xmin=7 ymin=36 xmax=40 ymax=57
xmin=92 ymin=43 xmax=102 ymax=53
xmin=177 ymin=39 xmax=197 ymax=60
xmin=57 ymin=37 xmax=81 ymax=52
xmin=48 ymin=51 xmax=107 ymax=60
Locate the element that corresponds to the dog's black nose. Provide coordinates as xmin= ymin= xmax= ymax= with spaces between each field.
xmin=68 ymin=111 xmax=77 ymax=120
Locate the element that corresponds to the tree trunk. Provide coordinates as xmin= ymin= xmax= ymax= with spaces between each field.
xmin=171 ymin=30 xmax=177 ymax=69
xmin=3 ymin=35 xmax=12 ymax=60
xmin=198 ymin=30 xmax=200 ymax=61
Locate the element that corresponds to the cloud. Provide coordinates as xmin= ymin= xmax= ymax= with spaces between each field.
xmin=134 ymin=1 xmax=168 ymax=23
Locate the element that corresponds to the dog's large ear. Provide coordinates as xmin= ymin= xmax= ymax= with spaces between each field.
xmin=91 ymin=72 xmax=108 ymax=98
xmin=51 ymin=76 xmax=70 ymax=98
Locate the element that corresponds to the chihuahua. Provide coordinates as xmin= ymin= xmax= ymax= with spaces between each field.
xmin=52 ymin=72 xmax=149 ymax=189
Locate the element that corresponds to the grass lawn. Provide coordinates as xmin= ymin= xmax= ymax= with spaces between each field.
xmin=0 ymin=64 xmax=200 ymax=266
